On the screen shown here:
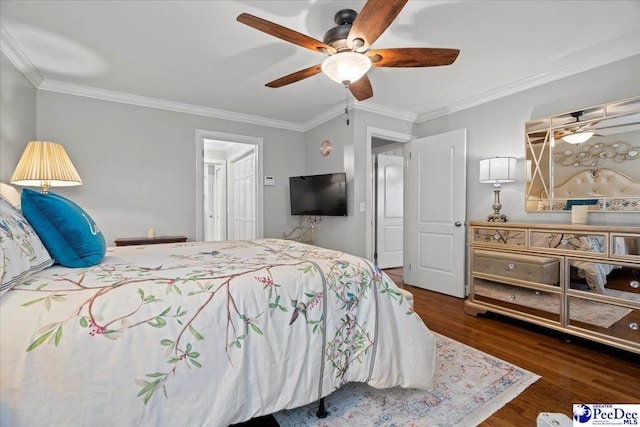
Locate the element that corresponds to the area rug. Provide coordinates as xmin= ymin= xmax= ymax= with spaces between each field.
xmin=274 ymin=333 xmax=539 ymax=426
xmin=475 ymin=280 xmax=639 ymax=328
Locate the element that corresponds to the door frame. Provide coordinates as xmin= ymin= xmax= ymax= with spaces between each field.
xmin=365 ymin=127 xmax=414 ymax=263
xmin=195 ymin=129 xmax=263 ymax=241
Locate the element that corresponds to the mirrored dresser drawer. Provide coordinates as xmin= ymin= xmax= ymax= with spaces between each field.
xmin=530 ymin=230 xmax=608 ymax=256
xmin=473 ymin=278 xmax=561 ymax=323
xmin=471 ymin=227 xmax=527 ymax=247
xmin=473 ymin=249 xmax=561 ymax=286
xmin=567 ymin=296 xmax=640 ymax=350
xmin=567 ymin=259 xmax=640 ymax=296
xmin=611 ymin=233 xmax=640 ymax=262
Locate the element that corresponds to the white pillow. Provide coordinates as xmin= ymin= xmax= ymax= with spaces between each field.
xmin=0 ymin=182 xmax=21 ymax=208
xmin=0 ymin=196 xmax=54 ymax=297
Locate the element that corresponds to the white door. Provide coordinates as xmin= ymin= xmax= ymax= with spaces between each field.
xmin=406 ymin=129 xmax=467 ymax=298
xmin=204 ymin=162 xmax=226 ymax=241
xmin=230 ymin=152 xmax=256 ymax=240
xmin=213 ymin=163 xmax=226 ymax=240
xmin=376 ymin=154 xmax=404 ymax=268
xmin=204 ymin=164 xmax=216 ymax=241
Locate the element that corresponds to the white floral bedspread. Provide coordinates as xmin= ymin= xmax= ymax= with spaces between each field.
xmin=0 ymin=239 xmax=435 ymax=426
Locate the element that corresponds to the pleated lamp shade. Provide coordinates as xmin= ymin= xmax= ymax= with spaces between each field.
xmin=10 ymin=141 xmax=82 ymax=193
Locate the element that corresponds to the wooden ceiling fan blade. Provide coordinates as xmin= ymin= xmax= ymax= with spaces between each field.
xmin=348 ymin=74 xmax=373 ymax=101
xmin=347 ymin=0 xmax=408 ymax=51
xmin=265 ymin=64 xmax=323 ymax=88
xmin=237 ymin=13 xmax=336 ymax=54
xmin=368 ymin=48 xmax=460 ymax=67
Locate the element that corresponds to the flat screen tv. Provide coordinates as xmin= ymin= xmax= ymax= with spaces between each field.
xmin=289 ymin=173 xmax=347 ymax=216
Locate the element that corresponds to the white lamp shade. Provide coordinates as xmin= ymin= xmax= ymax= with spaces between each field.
xmin=10 ymin=141 xmax=82 ymax=188
xmin=479 ymin=157 xmax=517 ymax=183
xmin=562 ymin=131 xmax=594 ymax=144
xmin=321 ymin=52 xmax=371 ymax=85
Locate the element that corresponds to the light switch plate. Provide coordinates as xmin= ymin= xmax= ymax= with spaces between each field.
xmin=264 ymin=176 xmax=275 ymax=186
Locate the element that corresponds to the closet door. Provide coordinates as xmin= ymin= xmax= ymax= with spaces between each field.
xmin=231 ymin=152 xmax=256 ymax=240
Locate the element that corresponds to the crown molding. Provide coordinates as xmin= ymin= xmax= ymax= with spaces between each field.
xmin=300 ymin=103 xmax=348 ymax=131
xmin=37 ymin=79 xmax=307 ymax=132
xmin=415 ymin=33 xmax=640 ymax=123
xmin=0 ymin=24 xmax=43 ymax=88
xmin=38 ymin=79 xmax=416 ymax=132
xmin=37 ymin=78 xmax=416 ymax=133
xmin=354 ymin=100 xmax=417 ymax=123
xmin=300 ymin=98 xmax=416 ymax=131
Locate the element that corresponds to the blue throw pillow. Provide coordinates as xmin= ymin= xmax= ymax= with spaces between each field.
xmin=20 ymin=189 xmax=106 ymax=268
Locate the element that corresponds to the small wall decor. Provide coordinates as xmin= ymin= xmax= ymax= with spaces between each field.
xmin=320 ymin=140 xmax=332 ymax=157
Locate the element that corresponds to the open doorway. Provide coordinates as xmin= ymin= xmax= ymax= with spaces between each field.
xmin=203 ymin=139 xmax=257 ymax=241
xmin=365 ymin=127 xmax=412 ymax=270
xmin=195 ymin=130 xmax=263 ymax=242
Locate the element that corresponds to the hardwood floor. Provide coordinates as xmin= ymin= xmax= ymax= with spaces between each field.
xmin=410 ymin=285 xmax=640 ymax=426
xmin=234 ymin=270 xmax=640 ymax=426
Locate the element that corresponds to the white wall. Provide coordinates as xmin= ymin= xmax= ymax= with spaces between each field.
xmin=301 ymin=114 xmax=354 ymax=252
xmin=0 ymin=51 xmax=36 ymax=182
xmin=34 ymin=91 xmax=306 ymax=245
xmin=302 ymin=108 xmax=413 ymax=257
xmin=413 ymin=54 xmax=640 ymax=227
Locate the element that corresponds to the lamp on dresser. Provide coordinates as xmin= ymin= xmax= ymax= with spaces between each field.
xmin=10 ymin=141 xmax=82 ymax=193
xmin=479 ymin=156 xmax=516 ymax=222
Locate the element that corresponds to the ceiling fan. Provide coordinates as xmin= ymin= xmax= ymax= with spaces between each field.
xmin=237 ymin=0 xmax=460 ymax=101
xmin=555 ymin=111 xmax=599 ymax=144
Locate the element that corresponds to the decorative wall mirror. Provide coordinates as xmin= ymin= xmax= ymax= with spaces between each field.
xmin=525 ymin=96 xmax=640 ymax=212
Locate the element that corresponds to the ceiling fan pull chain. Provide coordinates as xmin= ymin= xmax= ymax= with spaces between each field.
xmin=344 ymin=85 xmax=350 ymax=126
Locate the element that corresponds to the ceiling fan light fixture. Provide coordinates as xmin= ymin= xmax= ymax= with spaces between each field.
xmin=562 ymin=131 xmax=595 ymax=144
xmin=321 ymin=52 xmax=371 ymax=85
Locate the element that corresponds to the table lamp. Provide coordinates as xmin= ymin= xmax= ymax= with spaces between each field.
xmin=10 ymin=141 xmax=82 ymax=194
xmin=479 ymin=156 xmax=516 ymax=222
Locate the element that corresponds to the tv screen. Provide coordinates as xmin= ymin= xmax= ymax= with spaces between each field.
xmin=289 ymin=173 xmax=347 ymax=216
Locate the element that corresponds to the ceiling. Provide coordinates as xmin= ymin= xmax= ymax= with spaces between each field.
xmin=2 ymin=1 xmax=639 ymax=131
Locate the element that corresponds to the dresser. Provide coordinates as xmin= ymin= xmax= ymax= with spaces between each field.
xmin=465 ymin=221 xmax=640 ymax=354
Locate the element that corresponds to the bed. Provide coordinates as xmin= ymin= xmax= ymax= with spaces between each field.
xmin=0 ymin=192 xmax=435 ymax=426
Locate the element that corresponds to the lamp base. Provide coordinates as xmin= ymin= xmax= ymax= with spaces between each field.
xmin=487 ymin=213 xmax=508 ymax=222
xmin=487 ymin=184 xmax=507 ymax=222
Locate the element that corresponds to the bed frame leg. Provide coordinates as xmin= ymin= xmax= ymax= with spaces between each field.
xmin=316 ymin=397 xmax=328 ymax=418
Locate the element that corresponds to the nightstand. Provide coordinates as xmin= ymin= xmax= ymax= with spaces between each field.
xmin=114 ymin=236 xmax=187 ymax=246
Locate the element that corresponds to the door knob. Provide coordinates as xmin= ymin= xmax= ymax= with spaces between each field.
xmin=454 ymin=221 xmax=462 ymax=227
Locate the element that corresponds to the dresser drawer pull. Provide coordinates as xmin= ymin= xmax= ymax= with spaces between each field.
xmin=631 ymin=280 xmax=639 ymax=289
xmin=507 ymin=263 xmax=516 ymax=271
xmin=630 ymin=322 xmax=639 ymax=331
xmin=509 ymin=295 xmax=516 ymax=301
